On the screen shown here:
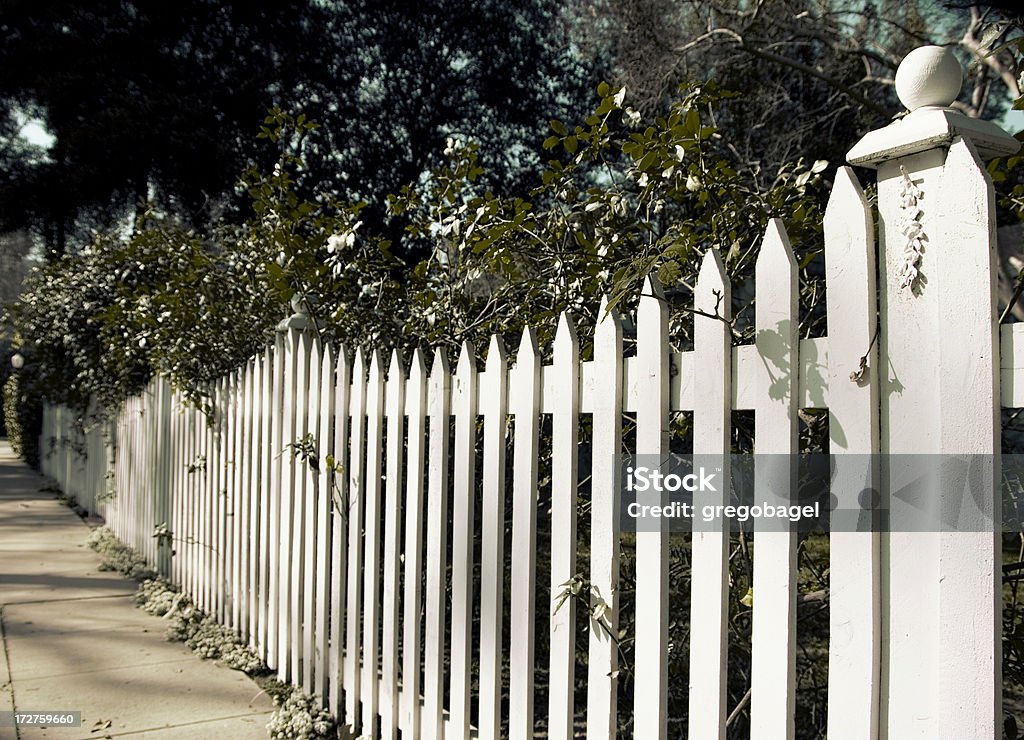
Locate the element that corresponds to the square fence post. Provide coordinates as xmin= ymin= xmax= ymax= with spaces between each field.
xmin=848 ymin=45 xmax=1019 ymax=739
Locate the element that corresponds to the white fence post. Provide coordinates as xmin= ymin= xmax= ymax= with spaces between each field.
xmin=848 ymin=45 xmax=1019 ymax=738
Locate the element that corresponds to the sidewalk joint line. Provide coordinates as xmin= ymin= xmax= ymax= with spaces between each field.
xmin=0 ymin=606 xmax=22 ymax=740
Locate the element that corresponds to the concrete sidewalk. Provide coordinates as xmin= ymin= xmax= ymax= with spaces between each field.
xmin=0 ymin=439 xmax=274 ymax=739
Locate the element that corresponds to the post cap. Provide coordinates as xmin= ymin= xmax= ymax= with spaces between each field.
xmin=895 ymin=46 xmax=962 ymax=112
xmin=847 ymin=45 xmax=1019 ymax=167
xmin=276 ymin=293 xmax=312 ymax=332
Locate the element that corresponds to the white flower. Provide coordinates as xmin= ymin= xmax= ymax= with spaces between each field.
xmin=637 ymin=172 xmax=649 ymax=187
xmin=623 ymin=107 xmax=641 ymax=127
xmin=326 ymin=234 xmax=344 ymax=254
xmin=673 ymin=145 xmax=686 ymax=162
xmin=686 ymin=173 xmax=702 ymax=192
xmin=613 ymin=86 xmax=626 ymax=106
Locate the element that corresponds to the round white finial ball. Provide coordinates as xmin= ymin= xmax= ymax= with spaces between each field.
xmin=895 ymin=45 xmax=962 ymax=111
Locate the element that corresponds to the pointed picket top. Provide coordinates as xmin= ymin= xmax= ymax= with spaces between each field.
xmin=595 ymin=295 xmax=623 ymax=352
xmin=309 ymin=332 xmax=323 ymax=374
xmin=430 ymin=346 xmax=450 ymax=380
xmin=754 ymin=218 xmax=798 ymax=387
xmin=638 ymin=274 xmax=666 ymax=319
xmin=409 ymin=348 xmax=427 ymax=386
xmin=353 ymin=347 xmax=366 ymax=381
xmin=487 ymin=333 xmax=508 ymax=371
xmin=756 ymin=218 xmax=798 ymax=273
xmin=554 ymin=311 xmax=579 ymax=360
xmin=516 ymin=326 xmax=541 ymax=374
xmin=696 ymin=249 xmax=730 ymax=317
xmin=369 ymin=347 xmax=386 ymax=381
xmin=825 ymin=167 xmax=869 ymax=228
xmin=456 ymin=340 xmax=477 ymax=384
xmin=321 ymin=343 xmax=333 ymax=379
xmin=427 ymin=347 xmax=450 ymax=419
xmin=388 ymin=348 xmax=405 ymax=384
xmin=642 ymin=273 xmax=665 ymax=299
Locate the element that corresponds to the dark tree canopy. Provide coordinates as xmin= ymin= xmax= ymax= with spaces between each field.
xmin=0 ymin=0 xmax=593 ymax=257
xmin=568 ymin=0 xmax=1022 ymax=189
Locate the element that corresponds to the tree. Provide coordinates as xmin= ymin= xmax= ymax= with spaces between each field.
xmin=0 ymin=0 xmax=594 ymax=259
xmin=568 ymin=0 xmax=1023 ymax=187
xmin=0 ymin=0 xmax=346 ymax=254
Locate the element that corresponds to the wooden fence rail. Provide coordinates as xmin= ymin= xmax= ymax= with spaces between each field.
xmin=37 ymin=48 xmax=1024 ymax=738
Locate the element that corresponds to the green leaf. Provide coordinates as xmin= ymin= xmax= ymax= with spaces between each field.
xmin=564 ymin=136 xmax=578 ymax=154
xmin=684 ymin=109 xmax=700 ymax=136
xmin=549 ymin=119 xmax=567 ymax=136
xmin=656 ymin=261 xmax=680 ymax=285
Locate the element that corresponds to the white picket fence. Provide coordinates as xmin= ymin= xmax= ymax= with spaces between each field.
xmin=36 ymin=50 xmax=1024 ymax=739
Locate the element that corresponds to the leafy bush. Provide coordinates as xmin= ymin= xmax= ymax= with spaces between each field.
xmin=87 ymin=526 xmax=157 ymax=581
xmin=266 ymin=691 xmax=336 ymax=740
xmin=3 ymin=370 xmax=41 ymax=467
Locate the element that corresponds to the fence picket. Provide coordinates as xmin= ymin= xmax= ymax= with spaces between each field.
xmin=213 ymin=377 xmax=226 ymax=622
xmin=479 ymin=335 xmax=508 ymax=740
xmin=380 ymin=349 xmax=406 ymax=740
xmin=361 ymin=350 xmax=386 ymax=736
xmin=171 ymin=390 xmax=182 ymax=588
xmin=202 ymin=382 xmax=214 ymax=615
xmin=345 ymin=349 xmax=367 ymax=727
xmin=422 ymin=349 xmax=451 ymax=740
xmin=586 ymin=298 xmax=623 ymax=740
xmin=279 ymin=327 xmax=303 ymax=681
xmin=314 ymin=346 xmax=334 ymax=700
xmin=223 ymin=373 xmax=236 ymax=627
xmin=300 ymin=335 xmax=321 ymax=693
xmin=241 ymin=358 xmax=256 ymax=643
xmin=824 ymin=167 xmax=880 ymax=740
xmin=268 ymin=332 xmax=288 ymax=670
xmin=450 ymin=341 xmax=478 ymax=740
xmin=187 ymin=396 xmax=199 ymax=613
xmin=750 ymin=219 xmax=799 ymax=740
xmin=401 ymin=349 xmax=428 ymax=738
xmin=510 ymin=328 xmax=541 ymax=740
xmin=550 ymin=313 xmax=580 ymax=740
xmin=688 ymin=249 xmax=732 ymax=739
xmin=257 ymin=347 xmax=274 ymax=658
xmin=634 ymin=276 xmax=670 ymax=740
xmin=329 ymin=346 xmax=351 ymax=715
